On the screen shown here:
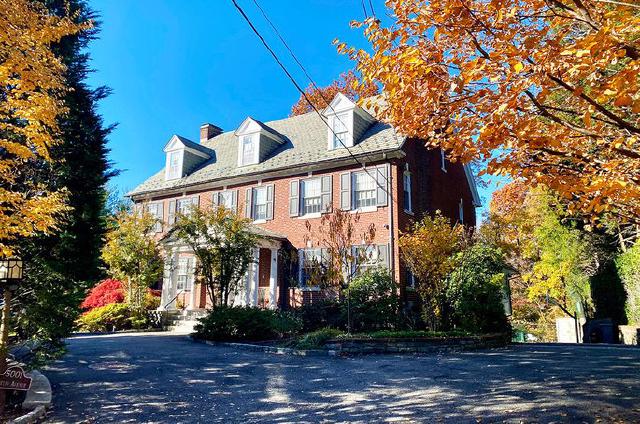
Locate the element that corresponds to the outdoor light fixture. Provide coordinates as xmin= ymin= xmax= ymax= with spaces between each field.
xmin=0 ymin=258 xmax=24 ymax=288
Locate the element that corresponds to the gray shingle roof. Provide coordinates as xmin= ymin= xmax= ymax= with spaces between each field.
xmin=129 ymin=110 xmax=405 ymax=197
xmin=173 ymin=135 xmax=214 ymax=157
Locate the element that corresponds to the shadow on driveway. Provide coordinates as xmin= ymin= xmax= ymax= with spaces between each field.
xmin=44 ymin=332 xmax=640 ymax=423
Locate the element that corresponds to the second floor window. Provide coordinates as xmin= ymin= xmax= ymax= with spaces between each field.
xmin=177 ymin=197 xmax=196 ymax=216
xmin=403 ymin=171 xmax=412 ymax=213
xmin=145 ymin=202 xmax=163 ymax=233
xmin=241 ymin=135 xmax=256 ymax=166
xmin=301 ymin=178 xmax=322 ymax=215
xmin=353 ymin=171 xmax=376 ymax=209
xmin=253 ymin=186 xmax=267 ymax=221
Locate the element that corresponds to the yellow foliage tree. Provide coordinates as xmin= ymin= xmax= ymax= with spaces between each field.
xmin=0 ymin=0 xmax=86 ymax=257
xmin=340 ymin=0 xmax=640 ymax=223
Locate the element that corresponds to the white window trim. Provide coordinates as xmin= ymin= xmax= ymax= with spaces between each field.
xmin=145 ymin=202 xmax=163 ymax=233
xmin=238 ymin=133 xmax=259 ymax=167
xmin=300 ymin=177 xmax=323 ymax=216
xmin=298 ymin=248 xmax=324 ymax=291
xmin=403 ymin=171 xmax=413 ymax=214
xmin=351 ymin=171 xmax=377 ymax=210
xmin=251 ymin=186 xmax=268 ymax=222
xmin=165 ymin=150 xmax=183 ymax=180
xmin=327 ymin=111 xmax=353 ymax=150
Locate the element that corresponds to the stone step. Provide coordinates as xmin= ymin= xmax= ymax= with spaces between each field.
xmin=166 ymin=320 xmax=199 ymax=334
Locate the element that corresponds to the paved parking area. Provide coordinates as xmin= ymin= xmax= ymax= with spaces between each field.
xmin=44 ymin=332 xmax=640 ymax=423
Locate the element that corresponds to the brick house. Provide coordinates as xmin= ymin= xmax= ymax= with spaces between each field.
xmin=128 ymin=93 xmax=480 ymax=311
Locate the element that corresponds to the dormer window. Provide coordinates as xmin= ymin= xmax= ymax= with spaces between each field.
xmin=331 ymin=113 xmax=350 ymax=149
xmin=235 ymin=117 xmax=284 ymax=167
xmin=324 ymin=93 xmax=374 ymax=151
xmin=240 ymin=134 xmax=258 ymax=166
xmin=166 ymin=150 xmax=183 ymax=180
xmin=163 ymin=134 xmax=211 ymax=182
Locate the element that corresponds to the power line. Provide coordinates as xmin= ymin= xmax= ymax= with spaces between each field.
xmin=361 ymin=0 xmax=369 ymax=19
xmin=246 ymin=0 xmax=393 ymax=189
xmin=231 ymin=0 xmax=393 ymax=196
xmin=368 ymin=0 xmax=377 ymax=19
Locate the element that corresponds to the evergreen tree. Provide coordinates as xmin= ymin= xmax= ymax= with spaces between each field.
xmin=14 ymin=0 xmax=116 ymax=346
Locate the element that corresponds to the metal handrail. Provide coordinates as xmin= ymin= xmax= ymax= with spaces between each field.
xmin=162 ymin=289 xmax=184 ymax=310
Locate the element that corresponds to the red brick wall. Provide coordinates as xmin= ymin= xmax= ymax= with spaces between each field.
xmin=137 ymin=140 xmax=477 ymax=305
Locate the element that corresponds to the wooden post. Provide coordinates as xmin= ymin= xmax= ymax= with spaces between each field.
xmin=0 ymin=286 xmax=11 ymax=414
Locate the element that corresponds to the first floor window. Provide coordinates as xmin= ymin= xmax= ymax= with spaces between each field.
xmin=301 ymin=178 xmax=322 ymax=215
xmin=353 ymin=171 xmax=376 ymax=209
xmin=300 ymin=248 xmax=325 ymax=286
xmin=403 ymin=172 xmax=412 ymax=213
xmin=405 ymin=268 xmax=416 ymax=289
xmin=253 ymin=186 xmax=267 ymax=220
xmin=353 ymin=245 xmax=379 ymax=275
xmin=175 ymin=258 xmax=193 ymax=291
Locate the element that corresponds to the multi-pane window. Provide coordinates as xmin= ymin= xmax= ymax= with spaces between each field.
xmin=301 ymin=178 xmax=322 ymax=215
xmin=353 ymin=245 xmax=379 ymax=275
xmin=176 ymin=198 xmax=196 ymax=216
xmin=300 ymin=248 xmax=324 ymax=286
xmin=405 ymin=268 xmax=416 ymax=289
xmin=332 ymin=113 xmax=349 ymax=149
xmin=176 ymin=258 xmax=192 ymax=291
xmin=145 ymin=203 xmax=163 ymax=233
xmin=219 ymin=191 xmax=234 ymax=210
xmin=353 ymin=171 xmax=376 ymax=209
xmin=403 ymin=172 xmax=412 ymax=213
xmin=253 ymin=186 xmax=268 ymax=220
xmin=241 ymin=135 xmax=256 ymax=166
xmin=167 ymin=151 xmax=181 ymax=179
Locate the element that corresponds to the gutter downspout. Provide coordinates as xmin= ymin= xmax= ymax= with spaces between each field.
xmin=387 ymin=161 xmax=396 ymax=284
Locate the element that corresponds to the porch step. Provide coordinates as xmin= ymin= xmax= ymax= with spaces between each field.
xmin=163 ymin=310 xmax=207 ymax=333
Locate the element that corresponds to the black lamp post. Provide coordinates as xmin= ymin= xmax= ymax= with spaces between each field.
xmin=0 ymin=258 xmax=24 ymax=414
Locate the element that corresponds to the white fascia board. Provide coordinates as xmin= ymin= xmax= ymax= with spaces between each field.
xmin=463 ymin=164 xmax=482 ymax=207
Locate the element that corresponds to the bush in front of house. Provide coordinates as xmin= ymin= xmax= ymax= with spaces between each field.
xmin=193 ymin=306 xmax=302 ymax=341
xmin=80 ymin=279 xmax=125 ymax=311
xmin=445 ymin=243 xmax=510 ymax=334
xmin=293 ymin=299 xmax=344 ymax=332
xmin=345 ymin=268 xmax=400 ymax=332
xmin=76 ymin=303 xmax=149 ymax=332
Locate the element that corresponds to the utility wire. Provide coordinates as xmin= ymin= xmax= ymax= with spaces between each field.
xmin=368 ymin=0 xmax=377 ymax=19
xmin=361 ymin=0 xmax=369 ymax=18
xmin=247 ymin=0 xmax=394 ymax=190
xmin=231 ymin=0 xmax=393 ymax=196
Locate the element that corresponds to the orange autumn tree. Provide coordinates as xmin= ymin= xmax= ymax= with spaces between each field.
xmin=290 ymin=70 xmax=379 ymax=116
xmin=339 ymin=0 xmax=640 ymax=223
xmin=0 ymin=1 xmax=86 ymax=256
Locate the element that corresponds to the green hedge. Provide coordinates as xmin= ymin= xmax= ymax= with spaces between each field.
xmin=194 ymin=306 xmax=302 ymax=341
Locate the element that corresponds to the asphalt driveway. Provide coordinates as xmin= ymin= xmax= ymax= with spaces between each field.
xmin=44 ymin=332 xmax=640 ymax=423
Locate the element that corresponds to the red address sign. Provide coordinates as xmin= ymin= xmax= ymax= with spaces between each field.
xmin=0 ymin=366 xmax=32 ymax=391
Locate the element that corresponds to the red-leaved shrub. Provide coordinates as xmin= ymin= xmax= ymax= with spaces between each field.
xmin=81 ymin=279 xmax=125 ymax=311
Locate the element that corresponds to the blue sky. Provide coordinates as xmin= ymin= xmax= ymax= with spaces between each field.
xmin=87 ymin=0 xmax=499 ymax=217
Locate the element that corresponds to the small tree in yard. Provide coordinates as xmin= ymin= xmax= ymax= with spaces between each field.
xmin=102 ymin=210 xmax=163 ymax=311
xmin=172 ymin=206 xmax=258 ymax=307
xmin=399 ymin=212 xmax=464 ymax=330
xmin=304 ymin=206 xmax=376 ymax=331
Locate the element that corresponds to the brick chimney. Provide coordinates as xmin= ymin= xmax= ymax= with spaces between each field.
xmin=200 ymin=123 xmax=223 ymax=143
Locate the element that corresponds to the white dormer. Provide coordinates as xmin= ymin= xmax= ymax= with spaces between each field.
xmin=163 ymin=135 xmax=211 ymax=181
xmin=324 ymin=93 xmax=376 ymax=151
xmin=235 ymin=117 xmax=284 ymax=167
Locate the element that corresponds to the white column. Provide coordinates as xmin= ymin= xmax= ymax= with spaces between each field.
xmin=187 ymin=257 xmax=197 ymax=310
xmin=161 ymin=249 xmax=177 ymax=310
xmin=269 ymin=248 xmax=278 ymax=309
xmin=250 ymin=248 xmax=260 ymax=306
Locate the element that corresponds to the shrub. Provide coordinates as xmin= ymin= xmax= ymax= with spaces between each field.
xmin=617 ymin=242 xmax=640 ymax=325
xmin=346 ymin=267 xmax=400 ymax=332
xmin=446 ymin=244 xmax=510 ymax=333
xmin=144 ymin=290 xmax=161 ymax=310
xmin=194 ymin=306 xmax=302 ymax=341
xmin=293 ymin=299 xmax=344 ymax=332
xmin=77 ymin=303 xmax=137 ymax=332
xmin=80 ymin=279 xmax=124 ymax=311
xmin=294 ymin=328 xmax=344 ymax=349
